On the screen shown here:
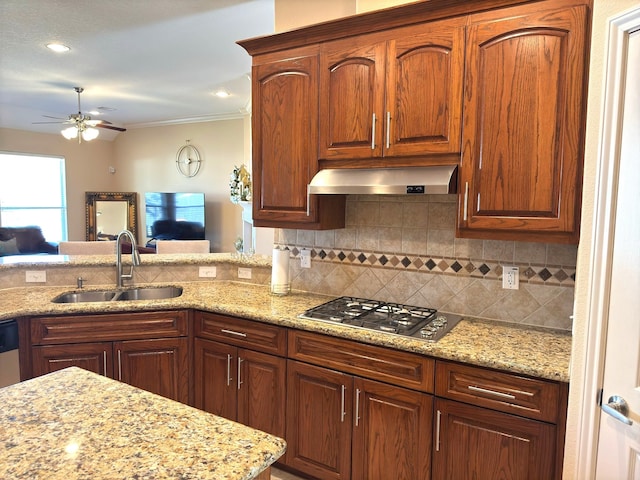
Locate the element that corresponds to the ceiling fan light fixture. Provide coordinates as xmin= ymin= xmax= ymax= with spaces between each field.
xmin=61 ymin=126 xmax=78 ymax=139
xmin=46 ymin=43 xmax=70 ymax=53
xmin=82 ymin=127 xmax=99 ymax=141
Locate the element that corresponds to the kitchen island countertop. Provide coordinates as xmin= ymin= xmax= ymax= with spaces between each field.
xmin=0 ymin=367 xmax=285 ymax=479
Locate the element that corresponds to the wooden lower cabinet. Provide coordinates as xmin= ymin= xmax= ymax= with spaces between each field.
xmin=285 ymin=360 xmax=433 ymax=480
xmin=432 ymin=398 xmax=557 ymax=480
xmin=27 ymin=310 xmax=190 ymax=404
xmin=194 ymin=337 xmax=286 ymax=439
xmin=31 ymin=337 xmax=189 ymax=404
xmin=32 ymin=341 xmax=114 ymax=377
xmin=116 ymin=337 xmax=189 ymax=404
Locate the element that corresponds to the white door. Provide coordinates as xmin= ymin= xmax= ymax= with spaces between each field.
xmin=594 ymin=14 xmax=640 ymax=480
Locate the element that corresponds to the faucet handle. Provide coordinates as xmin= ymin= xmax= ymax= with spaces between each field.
xmin=77 ymin=277 xmax=84 ymax=289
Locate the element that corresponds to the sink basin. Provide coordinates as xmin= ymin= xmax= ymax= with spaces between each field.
xmin=115 ymin=286 xmax=183 ymax=301
xmin=52 ymin=286 xmax=183 ymax=303
xmin=52 ymin=290 xmax=117 ymax=303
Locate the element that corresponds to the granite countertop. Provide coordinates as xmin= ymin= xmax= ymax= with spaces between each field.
xmin=0 ymin=367 xmax=286 ymax=479
xmin=0 ymin=281 xmax=571 ymax=382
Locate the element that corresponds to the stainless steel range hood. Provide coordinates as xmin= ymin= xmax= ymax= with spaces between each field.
xmin=307 ymin=165 xmax=458 ymax=195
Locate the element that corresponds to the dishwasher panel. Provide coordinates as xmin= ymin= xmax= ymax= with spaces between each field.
xmin=0 ymin=319 xmax=20 ymax=388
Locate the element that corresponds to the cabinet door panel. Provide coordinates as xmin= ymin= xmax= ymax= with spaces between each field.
xmin=286 ymin=360 xmax=353 ymax=480
xmin=32 ymin=342 xmax=113 ymax=377
xmin=320 ymin=41 xmax=386 ymax=159
xmin=386 ymin=20 xmax=464 ymax=156
xmin=116 ymin=337 xmax=189 ymax=403
xmin=194 ymin=338 xmax=237 ymax=421
xmin=253 ymin=53 xmax=336 ymax=228
xmin=237 ymin=348 xmax=286 ymax=438
xmin=433 ymin=398 xmax=556 ymax=480
xmin=459 ymin=5 xmax=588 ymax=242
xmin=351 ymin=377 xmax=432 ymax=480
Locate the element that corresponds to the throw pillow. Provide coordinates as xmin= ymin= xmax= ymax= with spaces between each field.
xmin=0 ymin=237 xmax=20 ymax=256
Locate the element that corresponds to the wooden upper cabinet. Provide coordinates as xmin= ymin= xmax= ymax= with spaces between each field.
xmin=251 ymin=51 xmax=345 ymax=229
xmin=458 ymin=1 xmax=589 ymax=243
xmin=319 ymin=18 xmax=465 ymax=163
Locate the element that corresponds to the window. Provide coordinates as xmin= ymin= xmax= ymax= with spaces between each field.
xmin=0 ymin=152 xmax=68 ymax=242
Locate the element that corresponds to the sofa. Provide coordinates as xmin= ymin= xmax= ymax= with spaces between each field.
xmin=0 ymin=227 xmax=58 ymax=256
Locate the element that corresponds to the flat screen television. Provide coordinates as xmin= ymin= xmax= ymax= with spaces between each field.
xmin=145 ymin=192 xmax=205 ymax=241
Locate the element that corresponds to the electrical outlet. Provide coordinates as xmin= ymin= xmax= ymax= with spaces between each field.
xmin=502 ymin=266 xmax=519 ymax=290
xmin=26 ymin=270 xmax=47 ymax=283
xmin=238 ymin=267 xmax=252 ymax=279
xmin=199 ymin=266 xmax=217 ymax=278
xmin=300 ymin=249 xmax=311 ymax=269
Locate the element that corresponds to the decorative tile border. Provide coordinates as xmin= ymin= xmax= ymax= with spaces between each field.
xmin=284 ymin=246 xmax=576 ymax=287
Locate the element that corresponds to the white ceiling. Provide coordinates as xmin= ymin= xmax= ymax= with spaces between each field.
xmin=0 ymin=0 xmax=275 ymax=141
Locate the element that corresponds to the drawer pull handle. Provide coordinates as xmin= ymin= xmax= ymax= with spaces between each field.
xmin=117 ymin=350 xmax=122 ymax=381
xmin=221 ymin=329 xmax=247 ymax=338
xmin=340 ymin=385 xmax=346 ymax=423
xmin=468 ymin=385 xmax=516 ymax=400
xmin=371 ymin=113 xmax=376 ymax=150
xmin=355 ymin=388 xmax=361 ymax=427
xmin=435 ymin=409 xmax=442 ymax=452
xmin=226 ymin=354 xmax=232 ymax=387
xmin=237 ymin=357 xmax=243 ymax=390
xmin=385 ymin=111 xmax=391 ymax=149
xmin=103 ymin=351 xmax=108 ymax=376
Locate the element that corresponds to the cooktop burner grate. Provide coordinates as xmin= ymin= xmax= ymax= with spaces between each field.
xmin=299 ymin=296 xmax=460 ymax=342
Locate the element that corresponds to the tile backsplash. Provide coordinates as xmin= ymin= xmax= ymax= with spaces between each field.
xmin=277 ymin=194 xmax=577 ymax=331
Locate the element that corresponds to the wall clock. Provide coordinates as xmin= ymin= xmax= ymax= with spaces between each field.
xmin=175 ymin=140 xmax=202 ymax=177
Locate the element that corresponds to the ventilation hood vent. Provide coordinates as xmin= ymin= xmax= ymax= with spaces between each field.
xmin=308 ymin=165 xmax=457 ymax=195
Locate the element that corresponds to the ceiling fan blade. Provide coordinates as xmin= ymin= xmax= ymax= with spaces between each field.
xmin=32 ymin=121 xmax=65 ymax=124
xmin=86 ymin=119 xmax=113 ymax=126
xmin=96 ymin=124 xmax=126 ymax=132
xmin=42 ymin=115 xmax=67 ymax=120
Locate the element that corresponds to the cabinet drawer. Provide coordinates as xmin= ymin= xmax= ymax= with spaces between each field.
xmin=289 ymin=330 xmax=434 ymax=393
xmin=31 ymin=310 xmax=188 ymax=345
xmin=435 ymin=361 xmax=561 ymax=422
xmin=195 ymin=311 xmax=286 ymax=356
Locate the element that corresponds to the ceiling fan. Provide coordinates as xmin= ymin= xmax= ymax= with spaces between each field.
xmin=33 ymin=87 xmax=126 ymax=142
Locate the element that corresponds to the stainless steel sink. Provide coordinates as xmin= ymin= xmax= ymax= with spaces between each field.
xmin=52 ymin=286 xmax=183 ymax=303
xmin=115 ymin=286 xmax=183 ymax=301
xmin=52 ymin=290 xmax=117 ymax=303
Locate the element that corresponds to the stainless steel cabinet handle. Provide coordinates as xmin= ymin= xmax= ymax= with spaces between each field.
xmin=355 ymin=388 xmax=361 ymax=427
xmin=237 ymin=357 xmax=243 ymax=390
xmin=221 ymin=329 xmax=247 ymax=338
xmin=468 ymin=385 xmax=516 ymax=400
xmin=371 ymin=113 xmax=376 ymax=150
xmin=386 ymin=111 xmax=391 ymax=149
xmin=103 ymin=351 xmax=107 ymax=376
xmin=601 ymin=395 xmax=633 ymax=425
xmin=435 ymin=410 xmax=442 ymax=452
xmin=226 ymin=354 xmax=232 ymax=387
xmin=117 ymin=350 xmax=122 ymax=381
xmin=340 ymin=385 xmax=346 ymax=423
xmin=463 ymin=182 xmax=469 ymax=221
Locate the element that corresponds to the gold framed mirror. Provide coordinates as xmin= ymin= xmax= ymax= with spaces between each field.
xmin=85 ymin=192 xmax=138 ymax=241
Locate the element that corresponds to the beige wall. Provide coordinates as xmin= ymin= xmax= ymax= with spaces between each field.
xmin=0 ymin=127 xmax=117 ymax=241
xmin=112 ymin=119 xmax=249 ymax=252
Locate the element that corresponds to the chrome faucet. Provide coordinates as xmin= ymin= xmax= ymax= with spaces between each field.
xmin=116 ymin=230 xmax=141 ymax=288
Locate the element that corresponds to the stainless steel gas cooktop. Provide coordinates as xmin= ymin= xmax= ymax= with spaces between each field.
xmin=299 ymin=296 xmax=460 ymax=342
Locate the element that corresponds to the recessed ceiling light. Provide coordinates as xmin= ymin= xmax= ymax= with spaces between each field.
xmin=214 ymin=89 xmax=230 ymax=98
xmin=46 ymin=43 xmax=70 ymax=53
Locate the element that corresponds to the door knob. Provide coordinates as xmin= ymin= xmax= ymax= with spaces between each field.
xmin=601 ymin=395 xmax=633 ymax=425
